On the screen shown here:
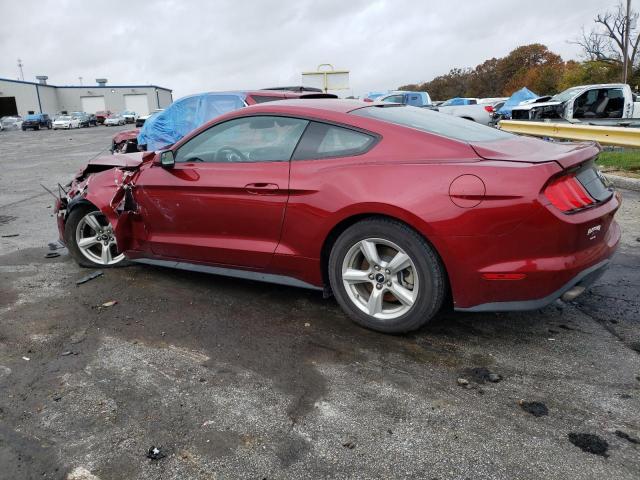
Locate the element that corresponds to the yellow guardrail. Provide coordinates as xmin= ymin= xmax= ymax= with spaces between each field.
xmin=498 ymin=120 xmax=640 ymax=148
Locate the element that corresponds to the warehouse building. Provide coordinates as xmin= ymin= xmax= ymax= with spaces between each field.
xmin=0 ymin=76 xmax=173 ymax=117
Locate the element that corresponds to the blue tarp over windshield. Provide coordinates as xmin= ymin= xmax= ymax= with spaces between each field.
xmin=497 ymin=87 xmax=538 ymax=116
xmin=138 ymin=92 xmax=247 ymax=151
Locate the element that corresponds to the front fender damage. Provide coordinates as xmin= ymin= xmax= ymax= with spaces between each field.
xmin=63 ymin=166 xmax=142 ymax=253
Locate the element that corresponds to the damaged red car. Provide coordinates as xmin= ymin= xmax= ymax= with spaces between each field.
xmin=55 ymin=100 xmax=620 ymax=333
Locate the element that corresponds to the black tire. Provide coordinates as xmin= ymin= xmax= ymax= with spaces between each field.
xmin=35 ymin=125 xmax=40 ymax=130
xmin=328 ymin=218 xmax=446 ymax=333
xmin=64 ymin=204 xmax=129 ymax=268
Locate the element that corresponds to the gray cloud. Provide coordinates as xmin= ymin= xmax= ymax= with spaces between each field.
xmin=0 ymin=0 xmax=616 ymax=99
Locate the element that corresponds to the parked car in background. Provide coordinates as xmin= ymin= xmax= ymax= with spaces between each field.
xmin=377 ymin=91 xmax=433 ymax=108
xmin=21 ymin=113 xmax=52 ymax=130
xmin=53 ymin=115 xmax=80 ymax=129
xmin=71 ymin=112 xmax=91 ymax=128
xmin=135 ymin=109 xmax=163 ymax=127
xmin=95 ymin=111 xmax=112 ymax=124
xmin=436 ymin=97 xmax=494 ymax=125
xmin=121 ymin=111 xmax=138 ymax=123
xmin=511 ymin=83 xmax=640 ymax=121
xmin=363 ymin=92 xmax=386 ymax=102
xmin=441 ymin=97 xmax=478 ymax=106
xmin=114 ymin=89 xmax=337 ymax=154
xmin=1 ymin=115 xmax=23 ymax=130
xmin=104 ymin=114 xmax=125 ymax=126
xmin=55 ymin=100 xmax=620 ymax=333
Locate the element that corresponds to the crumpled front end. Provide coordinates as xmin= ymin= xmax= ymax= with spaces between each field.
xmin=54 ymin=153 xmax=149 ymax=251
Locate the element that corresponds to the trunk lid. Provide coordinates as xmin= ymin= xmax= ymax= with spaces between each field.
xmin=469 ymin=137 xmax=601 ymax=170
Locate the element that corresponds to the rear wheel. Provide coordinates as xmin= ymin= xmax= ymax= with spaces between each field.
xmin=64 ymin=205 xmax=127 ymax=268
xmin=328 ymin=218 xmax=446 ymax=333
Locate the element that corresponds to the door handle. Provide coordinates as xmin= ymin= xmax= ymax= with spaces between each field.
xmin=244 ymin=183 xmax=280 ymax=195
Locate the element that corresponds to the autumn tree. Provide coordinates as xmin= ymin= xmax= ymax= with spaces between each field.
xmin=500 ymin=44 xmax=565 ymax=95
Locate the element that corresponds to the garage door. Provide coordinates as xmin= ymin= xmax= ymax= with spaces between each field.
xmin=81 ymin=96 xmax=106 ymax=113
xmin=0 ymin=97 xmax=18 ymax=117
xmin=124 ymin=94 xmax=149 ymax=116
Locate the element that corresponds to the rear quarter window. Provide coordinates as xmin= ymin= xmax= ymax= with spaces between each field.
xmin=293 ymin=122 xmax=376 ymax=160
xmin=352 ymin=105 xmax=513 ymax=142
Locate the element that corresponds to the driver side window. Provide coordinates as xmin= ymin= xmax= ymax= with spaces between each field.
xmin=175 ymin=116 xmax=309 ymax=163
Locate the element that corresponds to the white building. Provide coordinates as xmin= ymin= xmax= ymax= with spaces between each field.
xmin=0 ymin=76 xmax=173 ymax=117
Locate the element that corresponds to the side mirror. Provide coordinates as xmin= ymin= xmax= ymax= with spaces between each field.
xmin=160 ymin=150 xmax=175 ymax=168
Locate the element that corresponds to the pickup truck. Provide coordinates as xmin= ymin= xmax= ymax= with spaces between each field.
xmin=436 ymin=97 xmax=497 ymax=125
xmin=377 ymin=91 xmax=433 ymax=107
xmin=511 ymin=83 xmax=640 ymax=122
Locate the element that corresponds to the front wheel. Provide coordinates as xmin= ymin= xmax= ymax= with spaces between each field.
xmin=64 ymin=205 xmax=127 ymax=268
xmin=328 ymin=218 xmax=446 ymax=333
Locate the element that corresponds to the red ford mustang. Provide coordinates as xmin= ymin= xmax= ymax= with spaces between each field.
xmin=55 ymin=100 xmax=620 ymax=333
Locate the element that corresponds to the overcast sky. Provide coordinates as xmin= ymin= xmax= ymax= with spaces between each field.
xmin=0 ymin=0 xmax=620 ymax=99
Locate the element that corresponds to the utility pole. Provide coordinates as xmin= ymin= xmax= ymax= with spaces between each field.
xmin=623 ymin=0 xmax=631 ymax=84
xmin=17 ymin=58 xmax=24 ymax=81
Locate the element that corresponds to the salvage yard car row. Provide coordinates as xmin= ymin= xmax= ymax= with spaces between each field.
xmin=0 ymin=111 xmax=142 ymax=132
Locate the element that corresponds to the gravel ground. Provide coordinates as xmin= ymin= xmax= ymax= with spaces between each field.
xmin=0 ymin=126 xmax=639 ymax=480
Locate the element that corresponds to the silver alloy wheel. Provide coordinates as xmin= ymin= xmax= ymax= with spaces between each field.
xmin=341 ymin=238 xmax=419 ymax=320
xmin=75 ymin=211 xmax=125 ymax=265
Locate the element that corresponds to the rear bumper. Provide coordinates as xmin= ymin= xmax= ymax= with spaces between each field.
xmin=455 ymin=257 xmax=611 ymax=312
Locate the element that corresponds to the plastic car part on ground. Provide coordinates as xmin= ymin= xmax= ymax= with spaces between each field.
xmin=497 ymin=87 xmax=539 ymax=117
xmin=137 ymin=92 xmax=248 ymax=152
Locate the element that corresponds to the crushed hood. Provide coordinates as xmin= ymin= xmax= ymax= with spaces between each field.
xmin=76 ymin=152 xmax=145 ymax=180
xmin=469 ymin=137 xmax=601 ymax=169
xmin=88 ymin=152 xmax=144 ymax=169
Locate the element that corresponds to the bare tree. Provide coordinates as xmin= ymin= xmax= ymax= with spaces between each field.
xmin=575 ymin=1 xmax=639 ymax=81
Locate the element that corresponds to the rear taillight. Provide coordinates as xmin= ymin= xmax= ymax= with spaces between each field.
xmin=544 ymin=174 xmax=596 ymax=213
xmin=483 ymin=105 xmax=494 ymax=113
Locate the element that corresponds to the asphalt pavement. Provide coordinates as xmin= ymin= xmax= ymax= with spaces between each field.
xmin=0 ymin=126 xmax=639 ymax=480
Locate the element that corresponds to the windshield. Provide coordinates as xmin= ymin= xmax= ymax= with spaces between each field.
xmin=551 ymin=87 xmax=584 ymax=103
xmin=352 ymin=105 xmax=514 ymax=142
xmin=25 ymin=114 xmax=40 ymax=120
xmin=58 ymin=116 xmax=72 ymax=121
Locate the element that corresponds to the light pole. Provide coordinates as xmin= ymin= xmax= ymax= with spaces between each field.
xmin=623 ymin=0 xmax=631 ymax=84
xmin=17 ymin=58 xmax=24 ymax=81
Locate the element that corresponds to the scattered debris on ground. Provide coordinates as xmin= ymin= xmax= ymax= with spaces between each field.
xmin=568 ymin=433 xmax=609 ymax=457
xmin=146 ymin=446 xmax=166 ymax=460
xmin=101 ymin=300 xmax=117 ymax=308
xmin=518 ymin=400 xmax=549 ymax=417
xmin=342 ymin=440 xmax=356 ymax=449
xmin=45 ymin=252 xmax=60 ymax=258
xmin=21 ymin=356 xmax=30 ymax=361
xmin=0 ymin=233 xmax=19 ymax=238
xmin=457 ymin=378 xmax=469 ymax=387
xmin=463 ymin=367 xmax=502 ymax=383
xmin=76 ymin=271 xmax=103 ymax=285
xmin=615 ymin=430 xmax=640 ymax=444
xmin=61 ymin=351 xmax=74 ymax=356
xmin=48 ymin=241 xmax=64 ymax=250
